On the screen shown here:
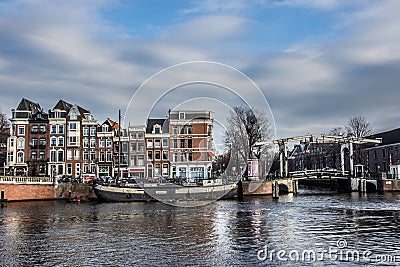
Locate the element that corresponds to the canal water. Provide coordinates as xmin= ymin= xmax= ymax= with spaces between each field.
xmin=1 ymin=191 xmax=400 ymax=266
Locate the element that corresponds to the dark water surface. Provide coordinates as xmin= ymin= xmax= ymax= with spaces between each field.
xmin=1 ymin=191 xmax=400 ymax=266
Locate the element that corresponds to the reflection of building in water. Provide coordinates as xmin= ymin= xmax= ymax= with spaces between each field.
xmin=168 ymin=110 xmax=214 ymax=181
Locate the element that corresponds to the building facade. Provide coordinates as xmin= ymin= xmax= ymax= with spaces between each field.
xmin=168 ymin=110 xmax=213 ymax=181
xmin=128 ymin=125 xmax=146 ymax=178
xmin=145 ymin=119 xmax=170 ymax=178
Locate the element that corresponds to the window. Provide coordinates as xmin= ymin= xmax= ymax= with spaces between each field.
xmin=8 ymin=153 xmax=14 ymax=164
xmin=155 ymin=139 xmax=161 ymax=148
xmin=90 ymin=164 xmax=96 ymax=173
xmin=179 ymin=112 xmax=185 ymax=120
xmin=67 ymin=163 xmax=72 ymax=175
xmin=90 ymin=152 xmax=96 ymax=161
xmin=130 ymin=155 xmax=136 ymax=166
xmin=154 ymin=163 xmax=161 ymax=176
xmin=173 ymin=139 xmax=178 ymax=148
xmin=50 ymin=150 xmax=56 ymax=162
xmin=154 ymin=126 xmax=161 ymax=134
xmin=83 ymin=139 xmax=89 ymax=148
xmin=59 ymin=125 xmax=64 ymax=134
xmin=155 ymin=151 xmax=161 ymax=160
xmin=100 ymin=152 xmax=105 ymax=162
xmin=32 ymin=125 xmax=38 ymax=133
xmin=180 ymin=125 xmax=185 ymax=134
xmin=39 ymin=151 xmax=45 ymax=160
xmin=180 ymin=153 xmax=186 ymax=162
xmin=58 ymin=150 xmax=64 ymax=162
xmin=180 ymin=139 xmax=185 ymax=148
xmin=39 ymin=138 xmax=46 ymax=146
xmin=18 ymin=126 xmax=25 ymax=135
xmin=130 ymin=142 xmax=137 ymax=152
xmin=163 ymin=151 xmax=169 ymax=160
xmin=187 ymin=125 xmax=192 ymax=134
xmin=173 ymin=126 xmax=178 ymax=135
xmin=17 ymin=138 xmax=25 ymax=149
xmin=99 ymin=139 xmax=105 ymax=148
xmin=122 ymin=143 xmax=128 ymax=153
xmin=83 ymin=127 xmax=89 ymax=136
xmin=90 ymin=127 xmax=96 ymax=136
xmin=51 ymin=137 xmax=57 ymax=146
xmin=83 ymin=164 xmax=89 ymax=173
xmin=130 ymin=132 xmax=136 ymax=139
xmin=69 ymin=122 xmax=77 ymax=132
xmin=9 ymin=138 xmax=14 ymax=148
xmin=31 ymin=151 xmax=37 ymax=160
xmin=106 ymin=152 xmax=112 ymax=162
xmin=32 ymin=138 xmax=38 ymax=146
xmin=67 ymin=150 xmax=73 ymax=160
xmin=17 ymin=152 xmax=24 ymax=163
xmin=58 ymin=137 xmax=64 ymax=147
xmin=69 ymin=136 xmax=77 ymax=146
xmin=188 ymin=153 xmax=193 ymax=161
xmin=188 ymin=139 xmax=192 ymax=148
xmin=162 ymin=139 xmax=168 ymax=147
xmin=147 ymin=164 xmax=153 ymax=177
xmin=102 ymin=125 xmax=109 ymax=132
xmin=74 ymin=150 xmax=80 ymax=160
xmin=147 ymin=140 xmax=153 ymax=148
xmin=40 ymin=125 xmax=46 ymax=133
xmin=138 ymin=155 xmax=144 ymax=166
xmin=138 ymin=143 xmax=144 ymax=152
xmin=173 ymin=153 xmax=178 ymax=162
xmin=51 ymin=125 xmax=57 ymax=133
xmin=83 ymin=152 xmax=89 ymax=161
xmin=161 ymin=164 xmax=168 ymax=176
xmin=90 ymin=138 xmax=96 ymax=148
xmin=106 ymin=139 xmax=112 ymax=147
xmin=137 ymin=132 xmax=144 ymax=139
xmin=148 ymin=151 xmax=153 ymax=160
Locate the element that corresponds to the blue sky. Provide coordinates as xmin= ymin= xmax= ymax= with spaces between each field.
xmin=0 ymin=0 xmax=400 ymax=142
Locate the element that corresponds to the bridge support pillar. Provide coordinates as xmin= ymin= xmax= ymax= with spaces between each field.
xmin=359 ymin=178 xmax=367 ymax=193
xmin=292 ymin=179 xmax=298 ymax=195
xmin=272 ymin=180 xmax=279 ymax=199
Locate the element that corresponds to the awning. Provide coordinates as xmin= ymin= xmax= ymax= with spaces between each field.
xmin=207 ymin=151 xmax=215 ymax=157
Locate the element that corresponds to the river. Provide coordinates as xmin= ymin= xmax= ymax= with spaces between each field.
xmin=1 ymin=191 xmax=400 ymax=266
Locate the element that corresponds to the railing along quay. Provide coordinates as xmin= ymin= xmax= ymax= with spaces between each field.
xmin=0 ymin=176 xmax=54 ymax=185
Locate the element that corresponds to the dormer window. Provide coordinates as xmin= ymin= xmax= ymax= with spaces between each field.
xmin=102 ymin=124 xmax=109 ymax=132
xmin=153 ymin=125 xmax=161 ymax=134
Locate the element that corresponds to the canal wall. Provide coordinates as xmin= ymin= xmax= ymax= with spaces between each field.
xmin=0 ymin=183 xmax=96 ymax=202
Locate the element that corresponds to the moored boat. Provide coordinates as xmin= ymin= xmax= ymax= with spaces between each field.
xmin=94 ymin=178 xmax=238 ymax=203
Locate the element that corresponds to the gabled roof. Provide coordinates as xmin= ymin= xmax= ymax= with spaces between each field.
xmin=17 ymin=98 xmax=40 ymax=112
xmin=78 ymin=105 xmax=90 ymax=115
xmin=367 ymin=128 xmax=400 ymax=146
xmin=146 ymin=118 xmax=169 ymax=133
xmin=53 ymin=99 xmax=72 ymax=111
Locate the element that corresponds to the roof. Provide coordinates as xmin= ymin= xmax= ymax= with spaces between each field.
xmin=367 ymin=128 xmax=400 ymax=146
xmin=146 ymin=118 xmax=169 ymax=133
xmin=17 ymin=98 xmax=40 ymax=112
xmin=53 ymin=99 xmax=72 ymax=111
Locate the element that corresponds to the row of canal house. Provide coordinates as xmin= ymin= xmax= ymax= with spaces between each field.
xmin=6 ymin=98 xmax=214 ymax=180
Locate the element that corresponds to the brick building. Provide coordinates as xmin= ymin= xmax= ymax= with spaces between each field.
xmin=168 ymin=110 xmax=213 ymax=181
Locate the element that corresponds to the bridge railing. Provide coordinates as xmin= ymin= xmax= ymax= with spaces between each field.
xmin=289 ymin=170 xmax=350 ymax=178
xmin=0 ymin=176 xmax=54 ymax=185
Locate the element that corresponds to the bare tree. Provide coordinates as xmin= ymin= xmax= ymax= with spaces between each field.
xmin=345 ymin=115 xmax=372 ymax=137
xmin=0 ymin=108 xmax=10 ymax=132
xmin=224 ymin=106 xmax=273 ymax=177
xmin=329 ymin=126 xmax=344 ymax=136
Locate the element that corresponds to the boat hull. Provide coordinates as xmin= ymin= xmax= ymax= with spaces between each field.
xmin=94 ymin=183 xmax=238 ymax=203
xmin=94 ymin=185 xmax=153 ymax=202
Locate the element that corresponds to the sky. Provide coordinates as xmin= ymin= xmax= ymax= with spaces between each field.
xmin=1 ymin=0 xmax=400 ymax=142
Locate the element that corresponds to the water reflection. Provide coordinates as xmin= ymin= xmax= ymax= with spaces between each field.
xmin=0 ymin=193 xmax=399 ymax=266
